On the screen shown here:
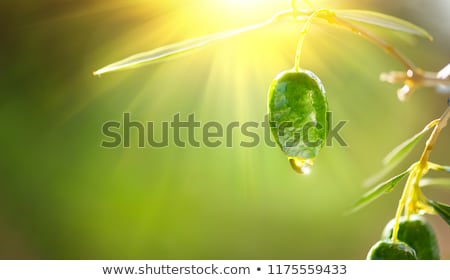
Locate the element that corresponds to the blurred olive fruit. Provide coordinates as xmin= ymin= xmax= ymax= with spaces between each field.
xmin=367 ymin=240 xmax=417 ymax=260
xmin=381 ymin=215 xmax=440 ymax=260
xmin=268 ymin=69 xmax=328 ymax=174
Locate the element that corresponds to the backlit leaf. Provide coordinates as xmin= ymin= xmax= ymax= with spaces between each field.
xmin=335 ymin=10 xmax=432 ymax=40
xmin=382 ymin=122 xmax=435 ymax=167
xmin=427 ymin=162 xmax=450 ymax=172
xmin=419 ymin=178 xmax=450 ymax=187
xmin=93 ymin=20 xmax=273 ymax=75
xmin=347 ymin=169 xmax=410 ymax=214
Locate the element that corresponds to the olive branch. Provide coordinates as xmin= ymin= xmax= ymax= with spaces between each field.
xmin=349 ymin=103 xmax=450 ymax=236
xmin=94 ymin=0 xmax=450 ymax=256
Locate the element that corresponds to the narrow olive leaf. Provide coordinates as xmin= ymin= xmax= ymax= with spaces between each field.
xmin=382 ymin=124 xmax=434 ymax=167
xmin=93 ymin=20 xmax=274 ymax=75
xmin=437 ymin=165 xmax=450 ymax=172
xmin=436 ymin=63 xmax=450 ymax=93
xmin=335 ymin=10 xmax=432 ymax=40
xmin=346 ymin=169 xmax=410 ymax=214
xmin=428 ymin=200 xmax=450 ymax=226
xmin=420 ymin=178 xmax=450 ymax=187
xmin=363 ymin=162 xmax=398 ymax=187
xmin=437 ymin=63 xmax=450 ymax=79
xmin=427 ymin=162 xmax=450 ymax=172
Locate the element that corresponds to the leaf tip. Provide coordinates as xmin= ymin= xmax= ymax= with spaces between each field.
xmin=428 ymin=200 xmax=450 ymax=226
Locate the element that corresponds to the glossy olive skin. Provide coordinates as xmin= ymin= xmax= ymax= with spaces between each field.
xmin=382 ymin=215 xmax=440 ymax=260
xmin=268 ymin=69 xmax=328 ymax=160
xmin=367 ymin=240 xmax=417 ymax=260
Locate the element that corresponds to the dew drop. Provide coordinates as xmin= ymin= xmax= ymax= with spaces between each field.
xmin=289 ymin=157 xmax=314 ymax=174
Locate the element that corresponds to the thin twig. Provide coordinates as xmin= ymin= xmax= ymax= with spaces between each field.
xmin=418 ymin=105 xmax=450 ymax=168
xmin=328 ymin=15 xmax=417 ymax=71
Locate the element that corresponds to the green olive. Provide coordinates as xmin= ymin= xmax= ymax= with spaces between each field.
xmin=367 ymin=240 xmax=417 ymax=260
xmin=381 ymin=215 xmax=440 ymax=260
xmin=268 ymin=69 xmax=328 ymax=173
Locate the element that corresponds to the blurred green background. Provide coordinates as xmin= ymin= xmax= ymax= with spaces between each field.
xmin=0 ymin=0 xmax=449 ymax=259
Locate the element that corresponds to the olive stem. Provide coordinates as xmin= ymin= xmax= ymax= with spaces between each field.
xmin=291 ymin=0 xmax=298 ymax=13
xmin=418 ymin=105 xmax=450 ymax=168
xmin=294 ymin=11 xmax=319 ymax=72
xmin=405 ymin=168 xmax=423 ymax=218
xmin=303 ymin=0 xmax=315 ymax=9
xmin=391 ymin=165 xmax=416 ymax=242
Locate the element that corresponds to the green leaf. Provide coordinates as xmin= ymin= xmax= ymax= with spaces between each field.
xmin=382 ymin=125 xmax=433 ymax=167
xmin=428 ymin=162 xmax=450 ymax=172
xmin=362 ymin=163 xmax=397 ymax=187
xmin=335 ymin=10 xmax=432 ymax=40
xmin=438 ymin=165 xmax=450 ymax=172
xmin=347 ymin=170 xmax=410 ymax=214
xmin=94 ymin=19 xmax=274 ymax=75
xmin=420 ymin=178 xmax=450 ymax=187
xmin=428 ymin=200 xmax=450 ymax=226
